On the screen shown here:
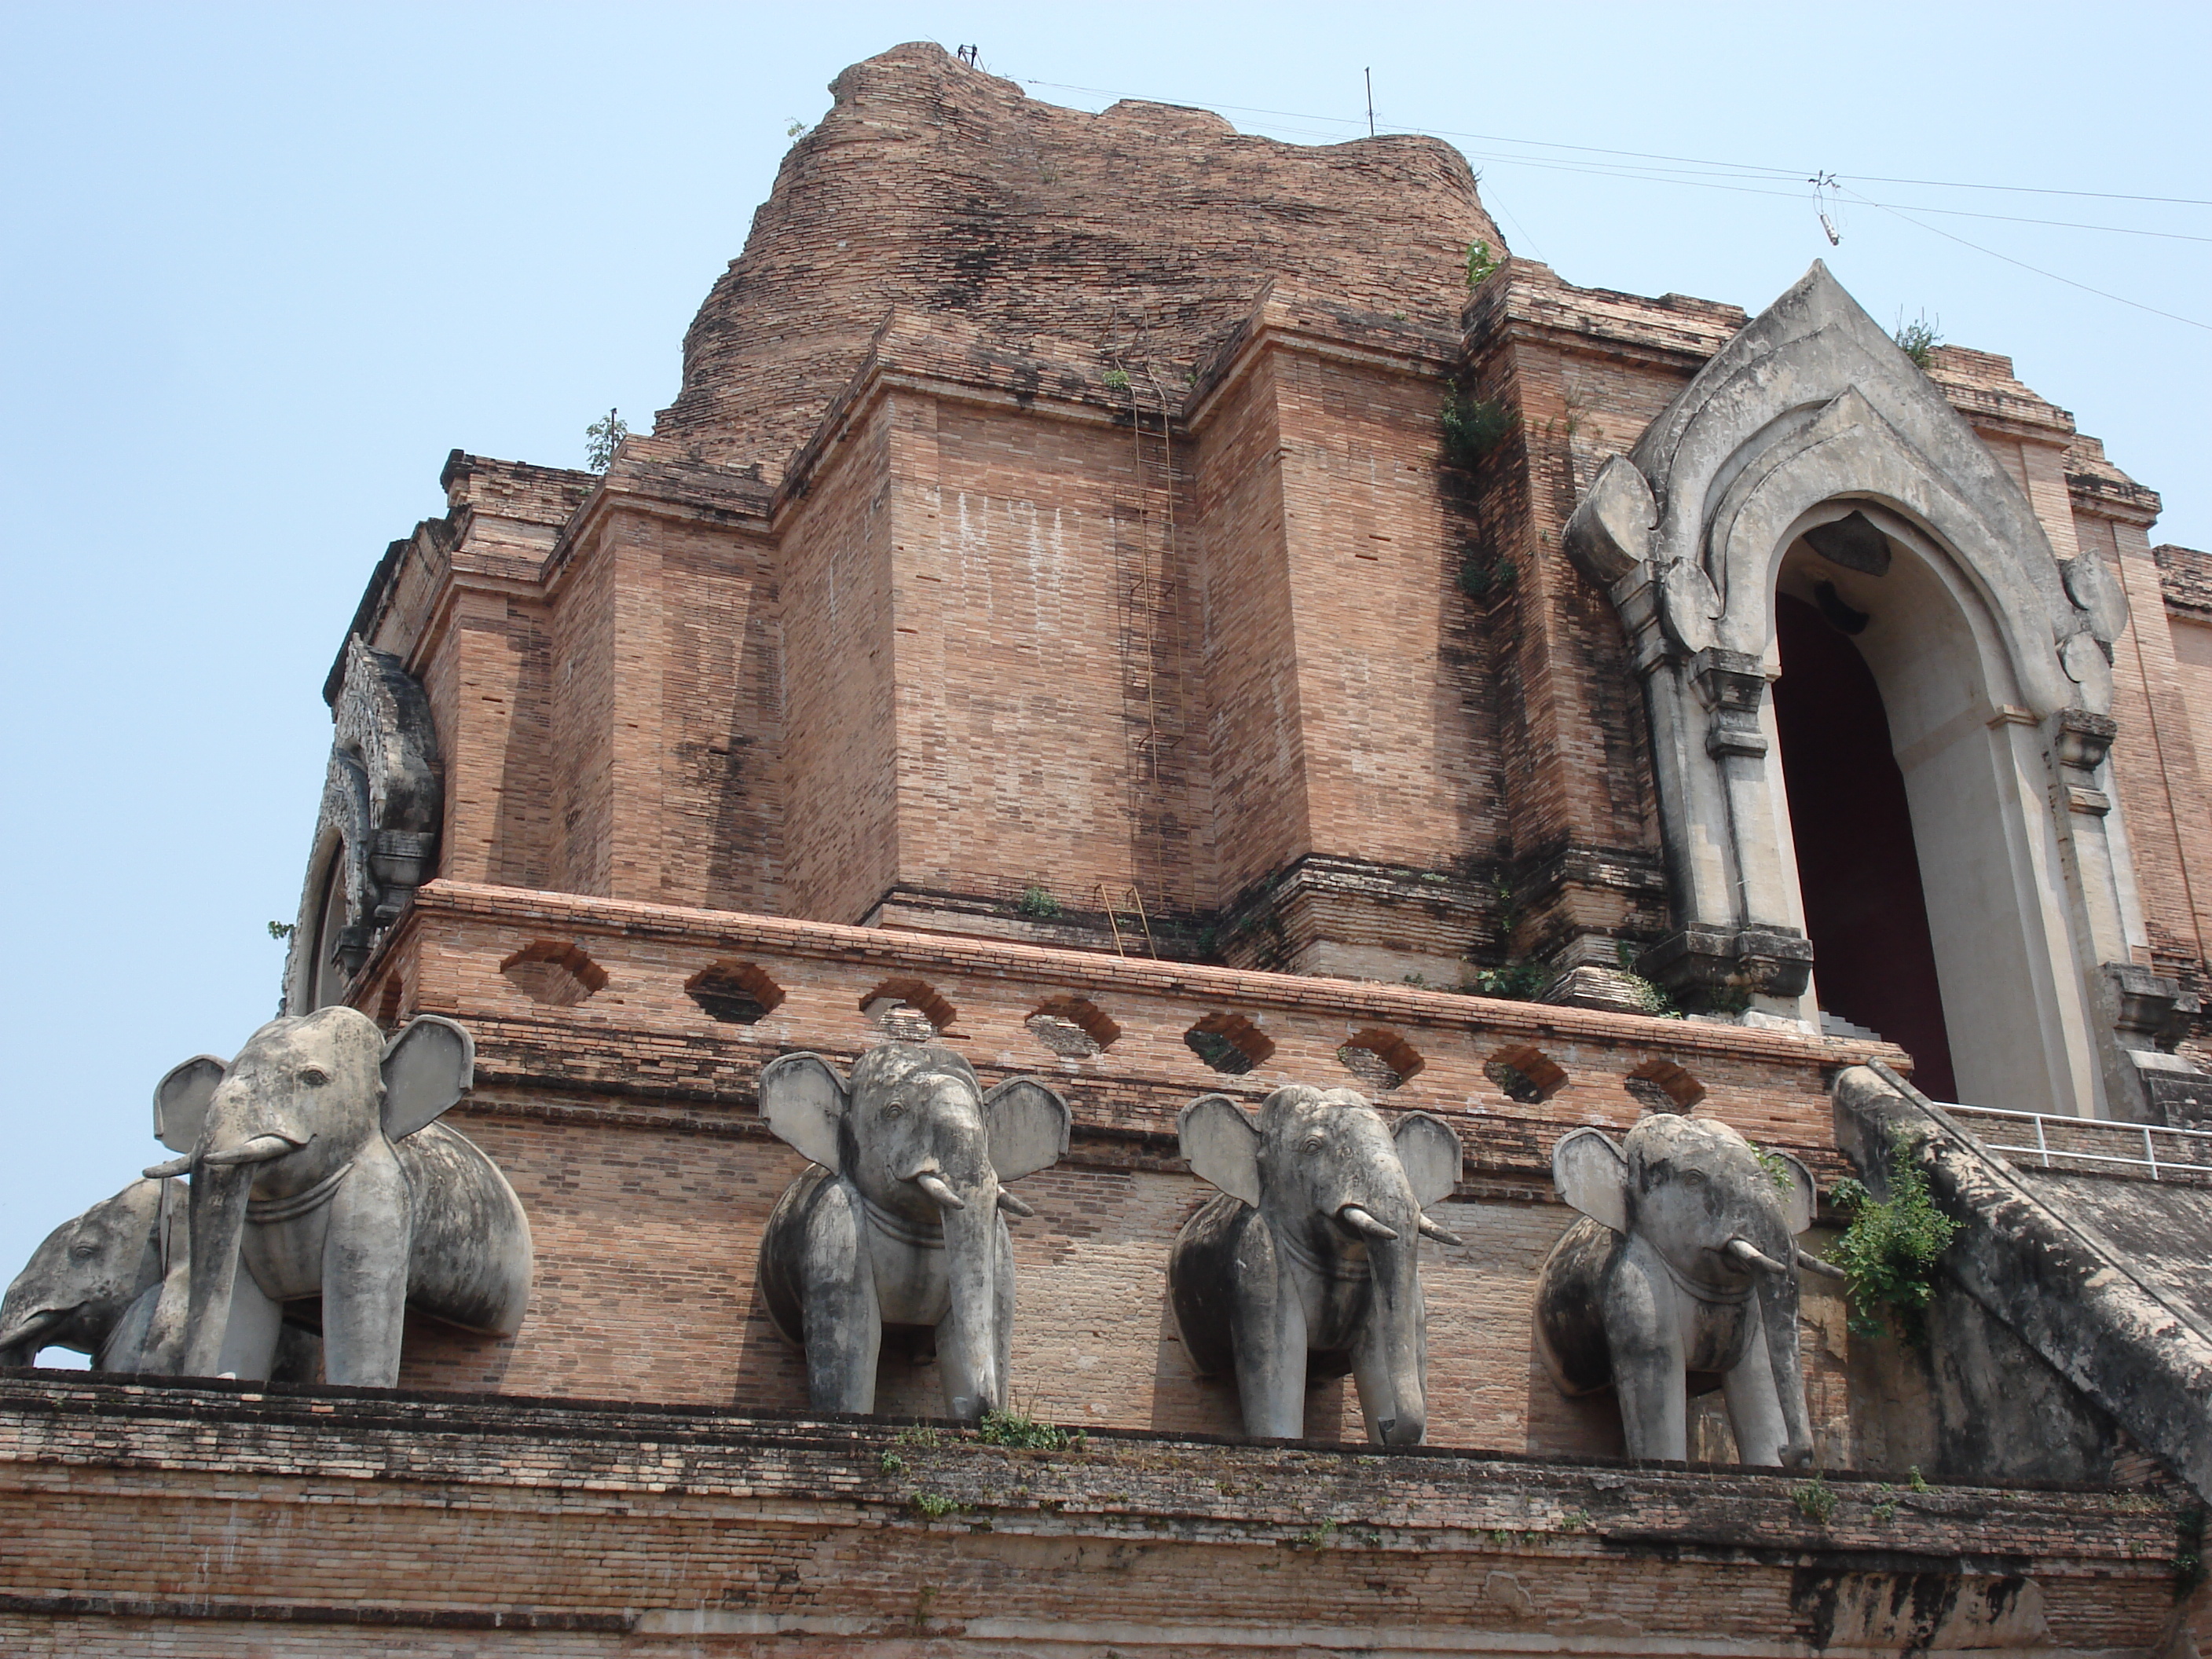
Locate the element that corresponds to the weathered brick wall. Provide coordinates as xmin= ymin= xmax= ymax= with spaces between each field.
xmin=0 ymin=1379 xmax=2185 ymax=1656
xmin=778 ymin=397 xmax=899 ymax=925
xmin=657 ymin=43 xmax=1500 ymax=481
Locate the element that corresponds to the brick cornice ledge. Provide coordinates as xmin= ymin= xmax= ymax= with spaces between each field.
xmin=403 ymin=881 xmax=1880 ymax=1067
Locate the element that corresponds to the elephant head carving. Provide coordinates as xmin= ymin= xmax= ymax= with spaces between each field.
xmin=1169 ymin=1084 xmax=1463 ymax=1445
xmin=145 ymin=1006 xmax=532 ymax=1387
xmin=1536 ymin=1112 xmax=1820 ymax=1465
xmin=0 ymin=1177 xmax=181 ymax=1371
xmin=754 ymin=1045 xmax=1070 ymax=1423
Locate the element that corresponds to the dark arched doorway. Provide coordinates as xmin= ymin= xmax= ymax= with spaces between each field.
xmin=1771 ymin=591 xmax=1958 ymax=1100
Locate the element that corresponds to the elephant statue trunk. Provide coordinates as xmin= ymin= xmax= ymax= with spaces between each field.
xmin=1350 ymin=1213 xmax=1429 ymax=1446
xmin=178 ymin=1159 xmax=259 ymax=1379
xmin=934 ymin=1169 xmax=1005 ymax=1422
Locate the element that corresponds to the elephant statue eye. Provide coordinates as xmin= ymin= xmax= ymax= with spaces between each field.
xmin=1302 ymin=1136 xmax=1325 ymax=1155
xmin=298 ymin=1067 xmax=329 ymax=1087
xmin=71 ymin=1242 xmax=97 ymax=1261
xmin=882 ymin=1101 xmax=906 ymax=1120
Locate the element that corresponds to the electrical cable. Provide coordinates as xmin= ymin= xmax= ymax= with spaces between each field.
xmin=1019 ymin=75 xmax=2212 ymax=212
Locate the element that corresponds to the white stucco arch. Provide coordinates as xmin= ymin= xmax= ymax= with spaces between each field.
xmin=1564 ymin=263 xmax=2137 ymax=1116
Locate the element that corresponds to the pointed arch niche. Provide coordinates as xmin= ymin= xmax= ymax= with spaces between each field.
xmin=1566 ymin=264 xmax=2140 ymax=1117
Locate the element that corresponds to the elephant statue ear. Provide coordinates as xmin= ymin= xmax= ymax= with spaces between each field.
xmin=1179 ymin=1093 xmax=1261 ymax=1207
xmin=757 ymin=1052 xmax=848 ymax=1172
xmin=983 ymin=1078 xmax=1071 ymax=1182
xmin=1773 ymin=1149 xmax=1818 ymax=1236
xmin=1553 ymin=1127 xmax=1630 ymax=1234
xmin=152 ymin=1056 xmax=228 ymax=1154
xmin=380 ymin=1016 xmax=476 ymax=1141
xmin=1393 ymin=1111 xmax=1463 ymax=1209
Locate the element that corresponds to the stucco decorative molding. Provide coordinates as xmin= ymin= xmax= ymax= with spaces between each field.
xmin=282 ymin=635 xmax=444 ymax=1014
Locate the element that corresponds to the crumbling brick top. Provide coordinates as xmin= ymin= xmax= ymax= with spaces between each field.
xmin=655 ymin=41 xmax=1502 ymax=478
xmin=2158 ymin=542 xmax=2212 ymax=617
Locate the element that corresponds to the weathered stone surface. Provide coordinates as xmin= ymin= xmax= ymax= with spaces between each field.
xmin=141 ymin=1009 xmax=532 ymax=1388
xmin=1833 ymin=1062 xmax=2212 ymax=1504
xmin=1539 ymin=1115 xmax=1818 ymax=1466
xmin=1169 ymin=1084 xmax=1460 ymax=1444
xmin=755 ymin=1045 xmax=1068 ymax=1422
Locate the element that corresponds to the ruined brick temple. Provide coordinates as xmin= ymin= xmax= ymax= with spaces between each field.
xmin=9 ymin=40 xmax=2212 ymax=1656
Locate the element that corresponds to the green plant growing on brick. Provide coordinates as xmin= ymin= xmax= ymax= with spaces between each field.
xmin=584 ymin=408 xmax=628 ymax=472
xmin=1557 ymin=1508 xmax=1593 ymax=1533
xmin=880 ymin=1450 xmax=906 ymax=1475
xmin=911 ymin=1490 xmax=961 ymax=1519
xmin=976 ymin=1408 xmax=1083 ymax=1451
xmin=1441 ymin=389 xmax=1518 ymax=471
xmin=1793 ymin=1472 xmax=1839 ymax=1525
xmin=266 ymin=921 xmax=295 ymax=942
xmin=1463 ymin=239 xmax=1500 ymax=288
xmin=1474 ymin=961 xmax=1551 ymax=1002
xmin=895 ymin=1425 xmax=945 ymax=1448
xmin=1290 ymin=1520 xmax=1337 ymax=1551
xmin=1457 ymin=551 xmax=1515 ymax=601
xmin=1102 ymin=367 xmax=1132 ymax=391
xmin=1869 ymin=1488 xmax=1899 ymax=1523
xmin=1907 ymin=1465 xmax=1931 ymax=1492
xmin=1751 ymin=1145 xmax=1796 ymax=1196
xmin=1826 ymin=1132 xmax=1961 ymax=1346
xmin=1893 ymin=311 xmax=1943 ymax=371
xmin=1613 ymin=942 xmax=1683 ymax=1017
xmin=1014 ymin=883 xmax=1061 ymax=920
xmin=2175 ymin=1506 xmax=2207 ymax=1600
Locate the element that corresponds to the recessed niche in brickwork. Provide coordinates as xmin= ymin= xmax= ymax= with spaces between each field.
xmin=861 ymin=977 xmax=956 ymax=1042
xmin=1485 ymin=1043 xmax=1566 ymax=1104
xmin=498 ymin=940 xmax=608 ymax=1007
xmin=1185 ymin=1012 xmax=1273 ymax=1075
xmin=375 ymin=976 xmax=404 ymax=1030
xmin=686 ymin=961 xmax=786 ymax=1025
xmin=1336 ymin=1027 xmax=1424 ymax=1093
xmin=1627 ymin=1057 xmax=1706 ymax=1111
xmin=1026 ymin=996 xmax=1121 ymax=1060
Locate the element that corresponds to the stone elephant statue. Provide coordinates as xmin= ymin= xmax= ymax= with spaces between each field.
xmin=1535 ymin=1112 xmax=1829 ymax=1466
xmin=1168 ymin=1085 xmax=1463 ymax=1446
xmin=0 ymin=1175 xmax=317 ymax=1379
xmin=145 ymin=1006 xmax=533 ymax=1387
xmin=756 ymin=1044 xmax=1071 ymax=1423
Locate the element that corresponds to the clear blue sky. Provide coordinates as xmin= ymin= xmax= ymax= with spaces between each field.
xmin=3 ymin=3 xmax=2205 ymax=1359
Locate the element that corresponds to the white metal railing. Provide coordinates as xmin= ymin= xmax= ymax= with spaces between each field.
xmin=1939 ymin=1101 xmax=2212 ymax=1182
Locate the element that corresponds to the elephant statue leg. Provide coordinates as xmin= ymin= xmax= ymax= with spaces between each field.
xmin=214 ymin=1256 xmax=284 ymax=1381
xmin=320 ymin=1151 xmax=416 ymax=1388
xmin=1721 ymin=1341 xmax=1790 ymax=1465
xmin=1602 ymin=1247 xmax=1688 ymax=1461
xmin=1229 ymin=1221 xmax=1309 ymax=1441
xmin=794 ymin=1175 xmax=882 ymax=1414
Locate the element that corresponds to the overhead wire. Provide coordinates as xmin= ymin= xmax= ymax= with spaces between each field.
xmin=1016 ymin=73 xmax=2210 ymax=331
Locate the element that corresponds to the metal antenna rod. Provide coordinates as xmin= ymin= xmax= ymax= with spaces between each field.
xmin=1365 ymin=68 xmax=1375 ymax=137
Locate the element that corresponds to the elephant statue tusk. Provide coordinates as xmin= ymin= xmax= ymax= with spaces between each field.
xmin=141 ymin=1154 xmax=194 ymax=1181
xmin=200 ymin=1134 xmax=302 ymax=1168
xmin=1724 ymin=1236 xmax=1791 ymax=1273
xmin=1337 ymin=1204 xmax=1400 ymax=1241
xmin=910 ymin=1170 xmax=966 ymax=1211
xmin=994 ymin=1190 xmax=1035 ymax=1218
xmin=1415 ymin=1213 xmax=1464 ymax=1247
xmin=1796 ymin=1248 xmax=1848 ymax=1280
